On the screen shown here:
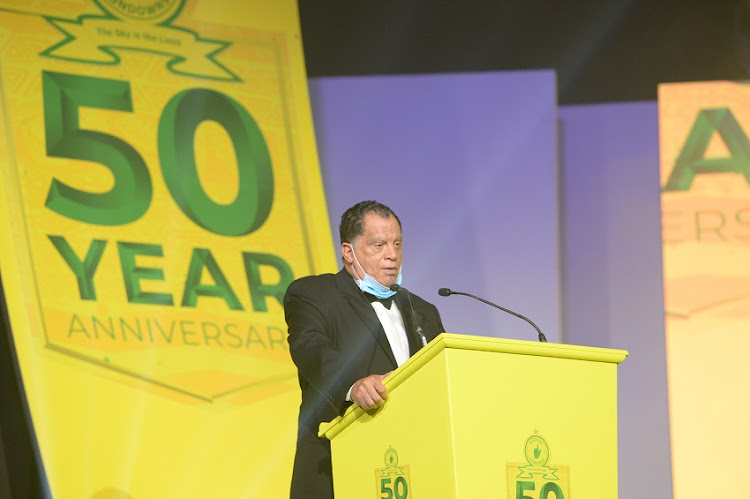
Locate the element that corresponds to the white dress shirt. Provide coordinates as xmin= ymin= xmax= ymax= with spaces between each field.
xmin=370 ymin=300 xmax=410 ymax=366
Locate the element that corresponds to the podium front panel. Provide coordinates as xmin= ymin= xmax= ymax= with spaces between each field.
xmin=324 ymin=334 xmax=625 ymax=499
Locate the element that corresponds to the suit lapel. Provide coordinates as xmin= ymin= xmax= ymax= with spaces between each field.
xmin=335 ymin=269 xmax=398 ymax=368
xmin=394 ymin=292 xmax=421 ymax=356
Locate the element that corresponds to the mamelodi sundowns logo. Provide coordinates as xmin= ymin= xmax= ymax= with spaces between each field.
xmin=42 ymin=0 xmax=240 ymax=81
xmin=375 ymin=447 xmax=413 ymax=499
xmin=659 ymin=82 xmax=750 ymax=498
xmin=0 ymin=0 xmax=333 ymax=402
xmin=505 ymin=433 xmax=570 ymax=499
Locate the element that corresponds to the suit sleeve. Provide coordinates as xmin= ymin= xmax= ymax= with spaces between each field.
xmin=284 ymin=280 xmax=352 ymax=415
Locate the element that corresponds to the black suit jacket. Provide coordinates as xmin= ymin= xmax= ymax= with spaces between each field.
xmin=284 ymin=268 xmax=444 ymax=499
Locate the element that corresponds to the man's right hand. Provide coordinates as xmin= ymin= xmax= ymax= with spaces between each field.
xmin=350 ymin=373 xmax=391 ymax=410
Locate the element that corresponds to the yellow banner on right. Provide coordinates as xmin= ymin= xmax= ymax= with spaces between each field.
xmin=659 ymin=81 xmax=750 ymax=498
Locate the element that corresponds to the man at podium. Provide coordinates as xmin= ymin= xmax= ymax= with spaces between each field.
xmin=284 ymin=200 xmax=445 ymax=498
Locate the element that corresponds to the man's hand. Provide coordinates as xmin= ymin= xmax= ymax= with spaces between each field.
xmin=350 ymin=372 xmax=392 ymax=410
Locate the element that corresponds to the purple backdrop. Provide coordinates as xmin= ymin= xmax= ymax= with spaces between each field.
xmin=559 ymin=102 xmax=672 ymax=499
xmin=308 ymin=74 xmax=673 ymax=499
xmin=308 ymin=71 xmax=561 ymax=342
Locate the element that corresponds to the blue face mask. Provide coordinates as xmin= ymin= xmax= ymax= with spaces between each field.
xmin=351 ymin=247 xmax=402 ymax=299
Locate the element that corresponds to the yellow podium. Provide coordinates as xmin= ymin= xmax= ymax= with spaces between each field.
xmin=319 ymin=333 xmax=628 ymax=498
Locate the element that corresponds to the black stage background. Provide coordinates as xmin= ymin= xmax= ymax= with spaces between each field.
xmin=299 ymin=0 xmax=750 ymax=104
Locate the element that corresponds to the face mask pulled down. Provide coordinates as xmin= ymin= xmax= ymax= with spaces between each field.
xmin=350 ymin=246 xmax=402 ymax=299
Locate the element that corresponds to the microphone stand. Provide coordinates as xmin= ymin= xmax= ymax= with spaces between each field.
xmin=439 ymin=288 xmax=547 ymax=342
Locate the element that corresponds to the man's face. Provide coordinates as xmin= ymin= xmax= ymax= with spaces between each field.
xmin=343 ymin=213 xmax=403 ymax=287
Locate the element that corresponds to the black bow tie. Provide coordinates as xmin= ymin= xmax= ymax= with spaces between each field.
xmin=364 ymin=292 xmax=395 ymax=309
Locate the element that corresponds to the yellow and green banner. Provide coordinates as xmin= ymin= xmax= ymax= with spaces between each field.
xmin=0 ymin=0 xmax=335 ymax=497
xmin=659 ymin=81 xmax=750 ymax=498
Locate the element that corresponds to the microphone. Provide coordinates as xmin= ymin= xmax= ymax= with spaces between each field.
xmin=389 ymin=284 xmax=429 ymax=347
xmin=438 ymin=288 xmax=547 ymax=342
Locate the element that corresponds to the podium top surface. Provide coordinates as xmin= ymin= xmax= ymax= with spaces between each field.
xmin=319 ymin=333 xmax=628 ymax=439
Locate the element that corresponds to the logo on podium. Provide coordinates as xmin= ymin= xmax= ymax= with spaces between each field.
xmin=506 ymin=432 xmax=570 ymax=498
xmin=375 ymin=447 xmax=412 ymax=499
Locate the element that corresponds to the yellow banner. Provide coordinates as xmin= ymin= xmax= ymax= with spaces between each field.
xmin=0 ymin=0 xmax=335 ymax=497
xmin=659 ymin=81 xmax=750 ymax=498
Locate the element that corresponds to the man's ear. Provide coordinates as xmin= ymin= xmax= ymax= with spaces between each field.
xmin=341 ymin=242 xmax=353 ymax=264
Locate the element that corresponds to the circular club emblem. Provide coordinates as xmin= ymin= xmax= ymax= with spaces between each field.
xmin=96 ymin=0 xmax=184 ymax=23
xmin=384 ymin=448 xmax=399 ymax=468
xmin=524 ymin=435 xmax=550 ymax=467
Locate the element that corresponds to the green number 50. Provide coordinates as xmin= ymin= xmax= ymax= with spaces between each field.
xmin=42 ymin=71 xmax=273 ymax=236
